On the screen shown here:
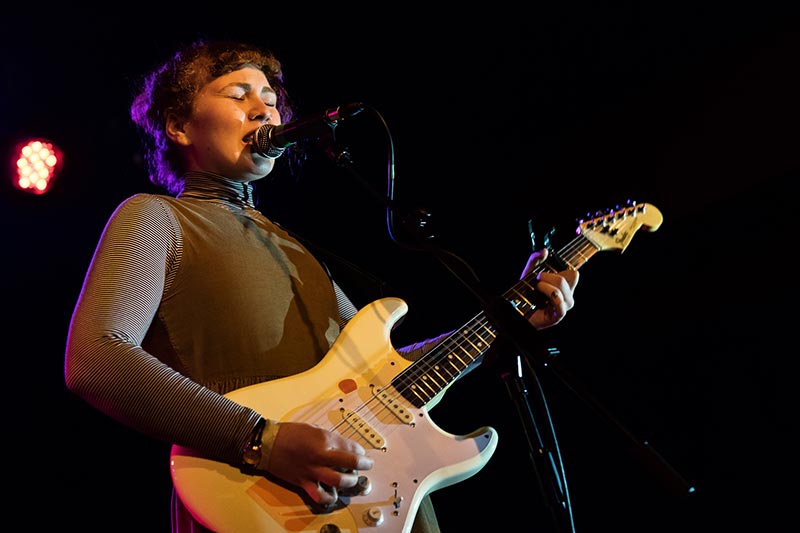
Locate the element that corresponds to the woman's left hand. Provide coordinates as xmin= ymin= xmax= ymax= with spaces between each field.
xmin=521 ymin=248 xmax=579 ymax=329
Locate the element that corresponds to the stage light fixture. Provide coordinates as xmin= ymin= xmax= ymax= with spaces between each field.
xmin=12 ymin=138 xmax=63 ymax=195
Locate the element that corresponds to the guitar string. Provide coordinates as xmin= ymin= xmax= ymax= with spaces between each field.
xmin=318 ymin=206 xmax=629 ymax=447
xmin=388 ymin=202 xmax=646 ymax=405
xmin=323 ymin=233 xmax=597 ymax=449
xmin=381 ymin=203 xmax=648 ymax=423
xmin=390 ymin=234 xmax=595 ymax=401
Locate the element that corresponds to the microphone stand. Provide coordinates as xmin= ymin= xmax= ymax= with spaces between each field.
xmin=314 ymin=130 xmax=694 ymax=533
xmin=496 ymin=347 xmax=577 ymax=532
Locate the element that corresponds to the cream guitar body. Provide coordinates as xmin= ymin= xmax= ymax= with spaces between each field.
xmin=171 ymin=296 xmax=496 ymax=532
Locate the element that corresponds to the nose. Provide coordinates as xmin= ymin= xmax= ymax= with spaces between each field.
xmin=248 ymin=102 xmax=272 ymax=124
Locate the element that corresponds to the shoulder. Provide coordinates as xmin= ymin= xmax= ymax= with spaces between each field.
xmin=112 ymin=193 xmax=179 ymax=220
xmin=102 ymin=193 xmax=183 ymax=238
xmin=118 ymin=192 xmax=175 ymax=209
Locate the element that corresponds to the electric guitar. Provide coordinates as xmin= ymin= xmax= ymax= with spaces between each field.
xmin=170 ymin=202 xmax=664 ymax=532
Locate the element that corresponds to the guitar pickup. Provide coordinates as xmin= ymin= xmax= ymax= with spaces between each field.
xmin=373 ymin=387 xmax=416 ymax=425
xmin=341 ymin=410 xmax=386 ymax=449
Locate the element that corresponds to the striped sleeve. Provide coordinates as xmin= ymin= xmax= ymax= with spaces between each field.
xmin=64 ymin=194 xmax=260 ymax=465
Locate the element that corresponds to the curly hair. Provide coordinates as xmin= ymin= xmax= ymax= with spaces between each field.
xmin=130 ymin=40 xmax=294 ymax=195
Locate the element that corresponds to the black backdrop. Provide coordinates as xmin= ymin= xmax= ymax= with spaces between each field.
xmin=2 ymin=4 xmax=797 ymax=532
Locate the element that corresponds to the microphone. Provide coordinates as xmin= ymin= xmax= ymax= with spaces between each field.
xmin=251 ymin=102 xmax=365 ymax=158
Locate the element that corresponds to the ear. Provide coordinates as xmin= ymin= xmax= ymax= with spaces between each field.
xmin=166 ymin=113 xmax=192 ymax=146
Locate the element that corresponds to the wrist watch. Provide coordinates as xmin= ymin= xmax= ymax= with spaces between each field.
xmin=242 ymin=418 xmax=266 ymax=468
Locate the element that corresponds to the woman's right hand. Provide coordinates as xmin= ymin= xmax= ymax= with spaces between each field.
xmin=266 ymin=421 xmax=375 ymax=505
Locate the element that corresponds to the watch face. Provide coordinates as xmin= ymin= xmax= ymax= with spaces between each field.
xmin=244 ymin=447 xmax=261 ymax=466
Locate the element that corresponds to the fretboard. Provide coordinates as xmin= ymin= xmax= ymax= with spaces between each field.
xmin=392 ymin=233 xmax=600 ymax=408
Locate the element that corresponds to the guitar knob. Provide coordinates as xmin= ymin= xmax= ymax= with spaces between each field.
xmin=319 ymin=525 xmax=341 ymax=533
xmin=339 ymin=475 xmax=372 ymax=497
xmin=363 ymin=506 xmax=384 ymax=526
xmin=356 ymin=475 xmax=372 ymax=495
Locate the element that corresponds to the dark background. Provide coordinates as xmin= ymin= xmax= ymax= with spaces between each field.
xmin=2 ymin=3 xmax=796 ymax=532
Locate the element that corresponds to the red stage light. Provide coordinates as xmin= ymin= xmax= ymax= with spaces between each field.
xmin=12 ymin=138 xmax=64 ymax=195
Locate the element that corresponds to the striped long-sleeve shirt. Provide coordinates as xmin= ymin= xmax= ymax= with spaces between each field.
xmin=64 ymin=171 xmax=445 ymax=532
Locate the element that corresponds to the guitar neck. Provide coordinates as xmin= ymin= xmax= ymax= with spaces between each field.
xmin=392 ymin=233 xmax=599 ymax=408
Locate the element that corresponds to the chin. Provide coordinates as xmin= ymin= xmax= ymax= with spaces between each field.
xmin=248 ymin=159 xmax=275 ymax=179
